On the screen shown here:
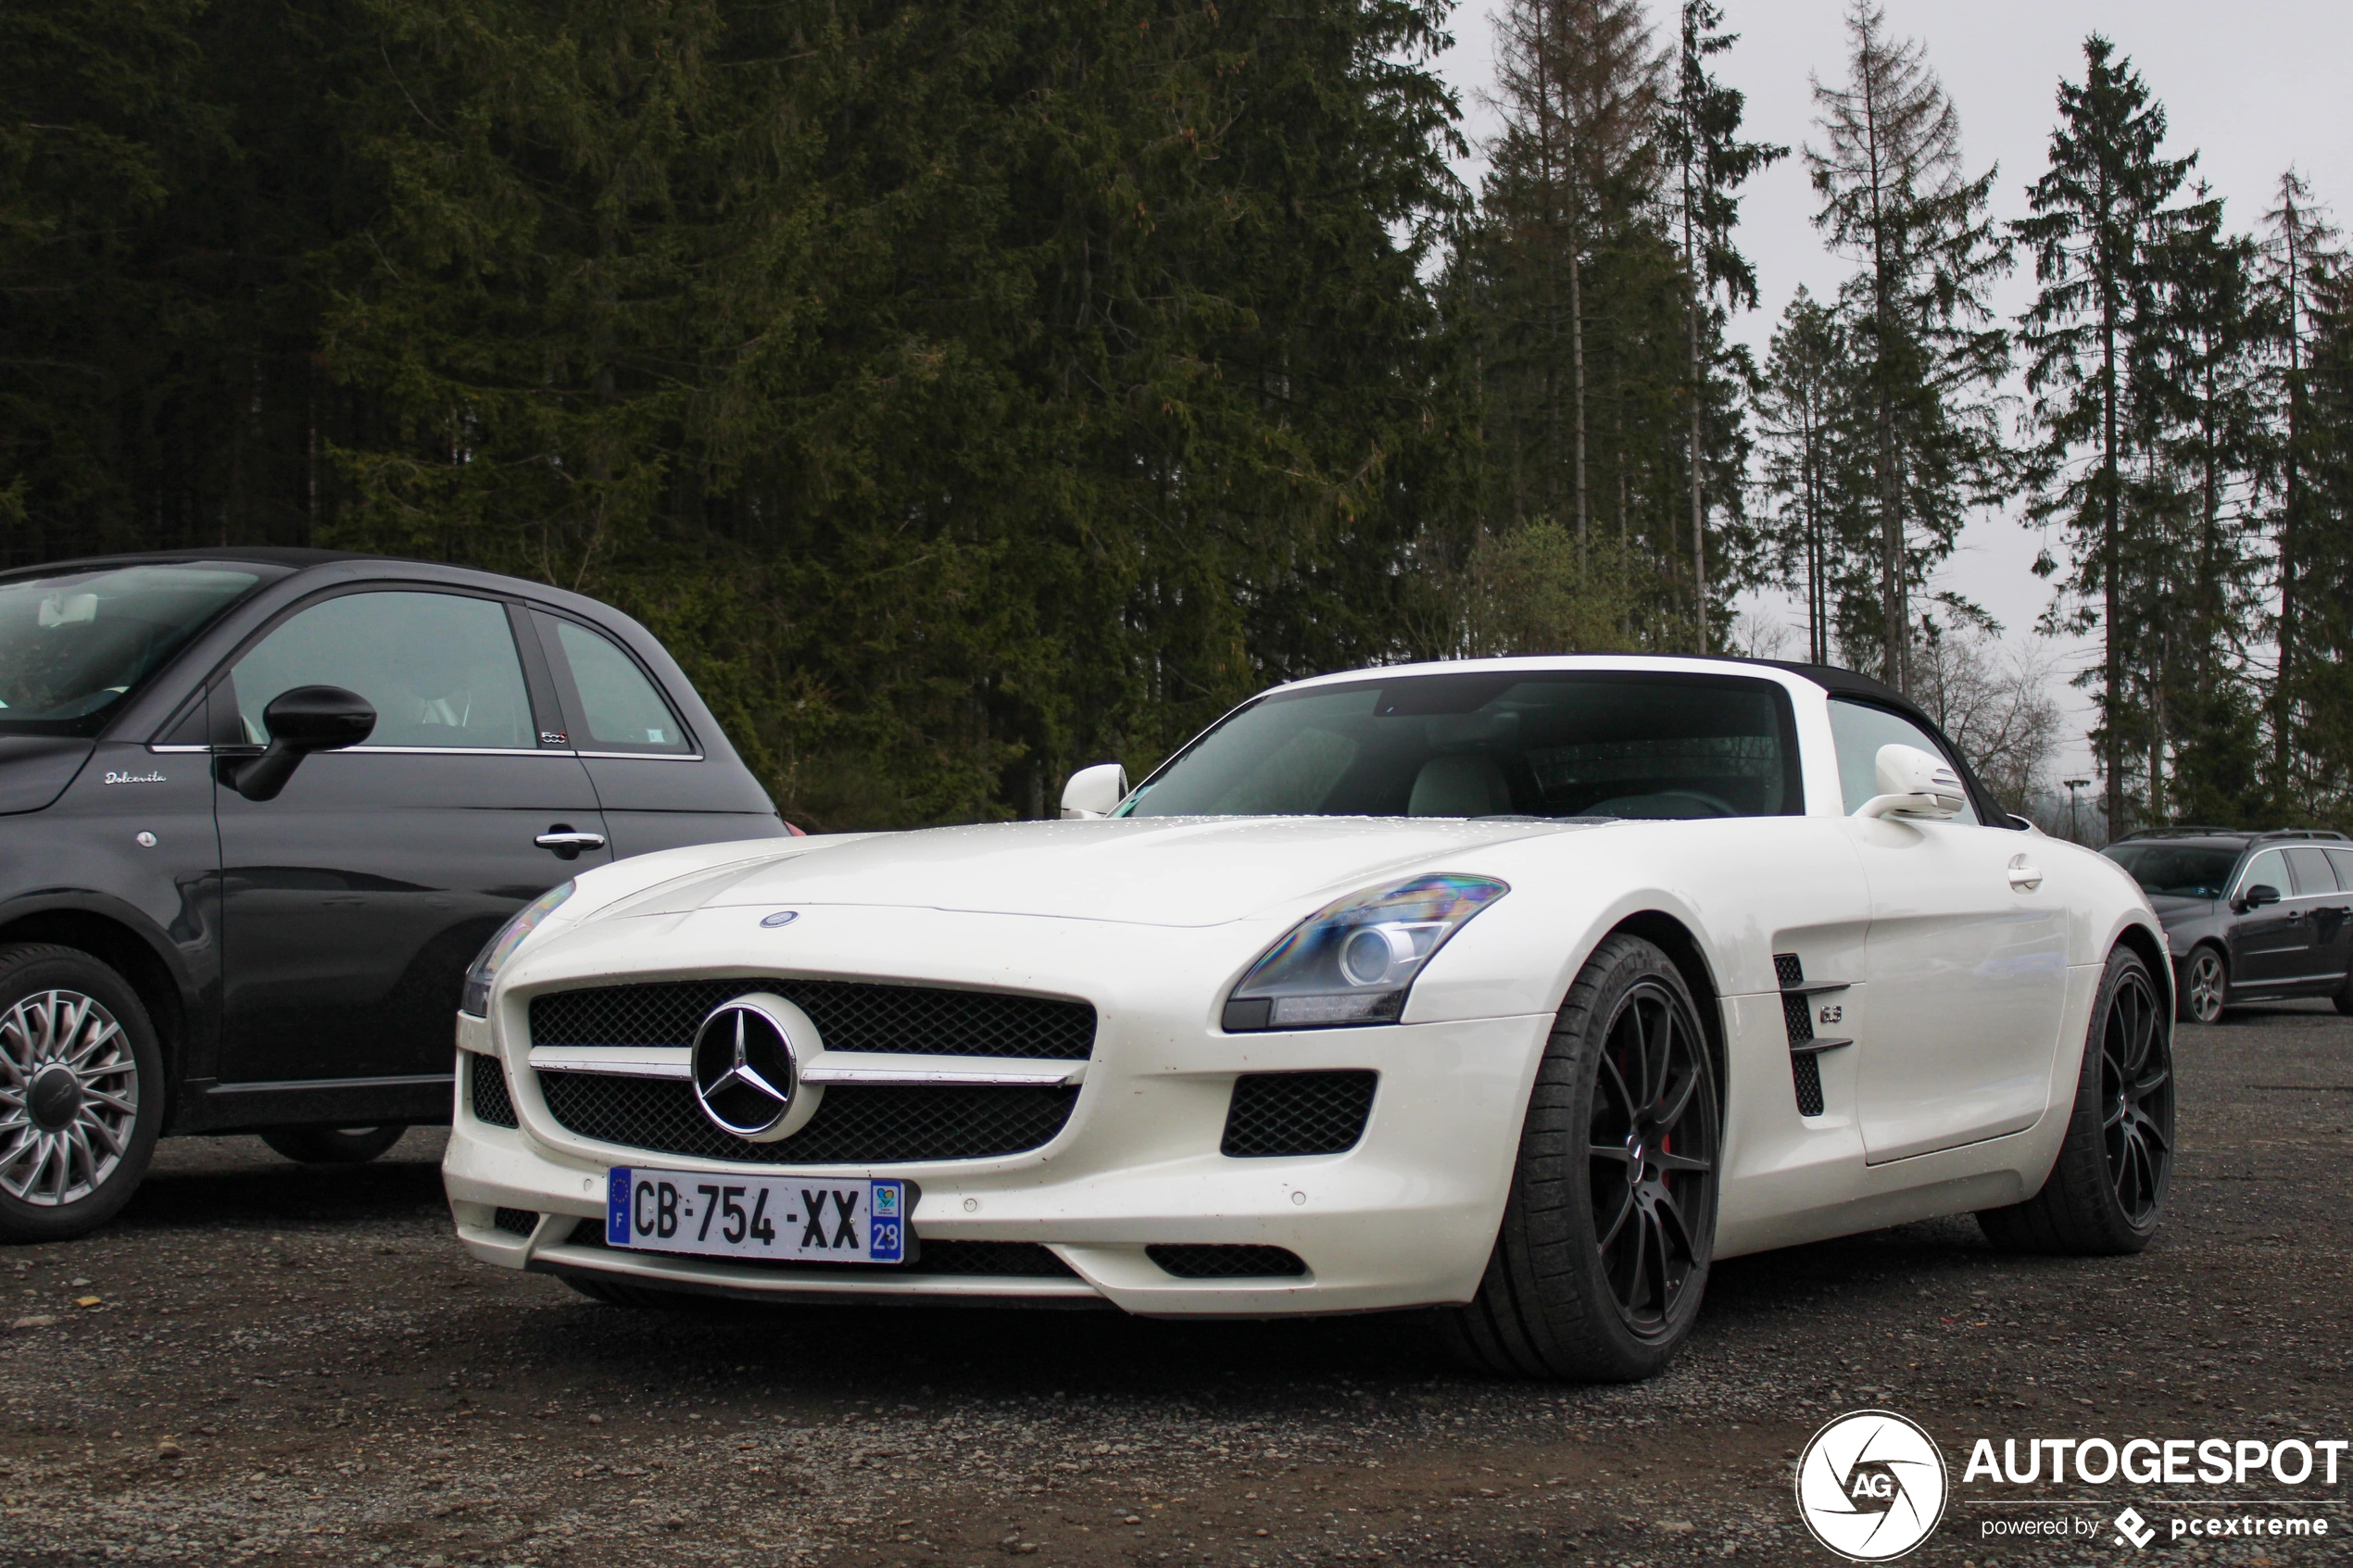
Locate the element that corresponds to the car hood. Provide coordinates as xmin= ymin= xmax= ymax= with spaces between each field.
xmin=2143 ymin=892 xmax=2220 ymax=922
xmin=604 ymin=816 xmax=1595 ymax=929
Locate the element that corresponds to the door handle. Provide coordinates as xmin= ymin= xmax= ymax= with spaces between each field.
xmin=2006 ymin=854 xmax=2043 ymax=892
xmin=535 ymin=827 xmax=608 ymax=859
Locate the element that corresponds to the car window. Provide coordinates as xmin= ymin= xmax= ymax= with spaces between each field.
xmin=1825 ymin=699 xmax=1980 ymax=824
xmin=2329 ymin=848 xmax=2353 ymax=890
xmin=1124 ymin=671 xmax=1802 ymax=820
xmin=2237 ymin=849 xmax=2288 ymax=899
xmin=233 ymin=591 xmax=534 ymax=749
xmin=2103 ymin=843 xmax=2241 ymax=900
xmin=539 ymin=615 xmax=692 ymax=754
xmin=2284 ymin=847 xmax=2340 ymax=896
xmin=0 ymin=564 xmax=261 ymax=737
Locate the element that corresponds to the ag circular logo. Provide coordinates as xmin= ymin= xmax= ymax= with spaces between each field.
xmin=1794 ymin=1409 xmax=1948 ymax=1562
xmin=690 ymin=994 xmax=822 ymax=1143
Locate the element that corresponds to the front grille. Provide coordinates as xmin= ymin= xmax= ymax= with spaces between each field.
xmin=1220 ymin=1072 xmax=1377 ymax=1158
xmin=566 ymin=1222 xmax=1076 ymax=1278
xmin=470 ymin=1052 xmax=519 ymax=1129
xmin=493 ymin=1208 xmax=538 ymax=1237
xmin=1148 ymin=1244 xmax=1308 ymax=1279
xmin=530 ymin=979 xmax=1095 ymax=1060
xmin=538 ymin=1073 xmax=1078 ymax=1164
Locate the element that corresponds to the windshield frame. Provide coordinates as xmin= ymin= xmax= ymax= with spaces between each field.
xmin=1118 ymin=665 xmax=1808 ymax=822
xmin=0 ymin=558 xmax=286 ymax=739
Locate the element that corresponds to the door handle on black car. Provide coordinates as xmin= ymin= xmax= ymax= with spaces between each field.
xmin=535 ymin=827 xmax=607 ymax=859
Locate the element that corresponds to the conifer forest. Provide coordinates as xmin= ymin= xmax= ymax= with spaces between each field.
xmin=4 ymin=0 xmax=2347 ymax=834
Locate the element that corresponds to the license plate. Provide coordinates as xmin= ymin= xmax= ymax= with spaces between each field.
xmin=604 ymin=1169 xmax=907 ymax=1264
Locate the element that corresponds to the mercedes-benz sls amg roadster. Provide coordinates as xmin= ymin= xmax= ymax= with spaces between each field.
xmin=443 ymin=656 xmax=2171 ymax=1379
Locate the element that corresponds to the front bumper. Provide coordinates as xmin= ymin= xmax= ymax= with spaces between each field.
xmin=443 ymin=926 xmax=1554 ymax=1315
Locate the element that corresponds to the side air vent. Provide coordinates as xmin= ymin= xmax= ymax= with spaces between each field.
xmin=1776 ymin=952 xmax=1850 ymax=1118
xmin=1220 ymin=1072 xmax=1377 ymax=1158
xmin=1147 ymin=1244 xmax=1308 ymax=1279
xmin=470 ymin=1052 xmax=520 ymax=1129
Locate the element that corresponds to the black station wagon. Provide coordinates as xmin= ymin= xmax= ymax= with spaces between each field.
xmin=2102 ymin=827 xmax=2353 ymax=1023
xmin=0 ymin=549 xmax=787 ymax=1240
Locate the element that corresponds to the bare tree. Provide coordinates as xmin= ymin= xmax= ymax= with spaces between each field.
xmin=1908 ymin=626 xmax=2063 ymax=811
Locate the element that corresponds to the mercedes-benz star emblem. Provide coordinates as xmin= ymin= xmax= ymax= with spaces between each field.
xmin=691 ymin=997 xmax=804 ymax=1139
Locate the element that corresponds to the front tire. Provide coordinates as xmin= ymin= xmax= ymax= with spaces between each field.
xmin=0 ymin=945 xmax=165 ymax=1244
xmin=2177 ymin=946 xmax=2226 ymax=1024
xmin=1978 ymin=945 xmax=2172 ymax=1255
xmin=259 ymin=1124 xmax=409 ymax=1164
xmin=1439 ymin=934 xmax=1721 ymax=1381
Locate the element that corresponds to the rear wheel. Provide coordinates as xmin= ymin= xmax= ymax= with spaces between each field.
xmin=0 ymin=945 xmax=165 ymax=1244
xmin=258 ymin=1124 xmax=409 ymax=1164
xmin=1979 ymin=945 xmax=2172 ymax=1255
xmin=1439 ymin=934 xmax=1720 ymax=1381
xmin=2178 ymin=946 xmax=2226 ymax=1024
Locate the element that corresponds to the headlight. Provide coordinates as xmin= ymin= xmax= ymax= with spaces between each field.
xmin=1222 ymin=874 xmax=1508 ymax=1031
xmin=460 ymin=881 xmax=574 ymax=1017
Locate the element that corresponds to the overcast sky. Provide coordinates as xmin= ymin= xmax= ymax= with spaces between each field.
xmin=1431 ymin=2 xmax=2353 ymax=777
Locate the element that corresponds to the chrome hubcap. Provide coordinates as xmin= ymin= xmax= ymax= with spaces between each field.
xmin=0 ymin=990 xmax=138 ymax=1205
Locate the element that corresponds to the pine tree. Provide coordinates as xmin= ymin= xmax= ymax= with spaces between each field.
xmin=1755 ymin=287 xmax=1866 ymax=664
xmin=2017 ymin=33 xmax=2204 ymax=834
xmin=2257 ymin=169 xmax=2345 ymax=803
xmin=2298 ymin=267 xmax=2353 ymax=822
xmin=1660 ymin=0 xmax=1783 ymax=646
xmin=1806 ymin=2 xmax=2010 ymax=695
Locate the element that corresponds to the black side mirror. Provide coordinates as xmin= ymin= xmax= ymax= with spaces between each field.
xmin=2234 ymin=882 xmax=2282 ymax=914
xmin=220 ymin=685 xmax=376 ymax=802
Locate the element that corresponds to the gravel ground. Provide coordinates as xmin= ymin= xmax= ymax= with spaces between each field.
xmin=2 ymin=1003 xmax=2347 ymax=1567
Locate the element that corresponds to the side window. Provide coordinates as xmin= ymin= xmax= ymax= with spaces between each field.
xmin=2283 ymin=847 xmax=2339 ymax=896
xmin=2238 ymin=849 xmax=2288 ymax=900
xmin=233 ymin=592 xmax=534 ymax=749
xmin=1825 ymin=699 xmax=1980 ymax=824
xmin=536 ymin=613 xmax=692 ymax=754
xmin=2328 ymin=848 xmax=2353 ymax=891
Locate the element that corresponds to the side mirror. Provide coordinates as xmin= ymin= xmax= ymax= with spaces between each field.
xmin=1059 ymin=761 xmax=1129 ymax=820
xmin=2236 ymin=883 xmax=2282 ymax=913
xmin=220 ymin=685 xmax=376 ymax=802
xmin=1854 ymin=744 xmax=1968 ymax=822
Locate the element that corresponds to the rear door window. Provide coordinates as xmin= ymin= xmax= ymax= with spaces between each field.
xmin=535 ymin=613 xmax=693 ymax=754
xmin=2284 ymin=847 xmax=2340 ymax=896
xmin=2327 ymin=848 xmax=2353 ymax=890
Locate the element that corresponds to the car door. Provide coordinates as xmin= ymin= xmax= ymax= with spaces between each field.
xmin=2282 ymin=847 xmax=2350 ymax=991
xmin=214 ymin=588 xmax=612 ymax=1085
xmin=2325 ymin=849 xmax=2353 ymax=987
xmin=530 ymin=608 xmax=783 ymax=856
xmin=1830 ymin=699 xmax=2070 ymax=1165
xmin=2224 ymin=847 xmax=2300 ymax=992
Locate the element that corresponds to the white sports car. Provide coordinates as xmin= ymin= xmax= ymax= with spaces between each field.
xmin=443 ymin=656 xmax=2172 ymax=1379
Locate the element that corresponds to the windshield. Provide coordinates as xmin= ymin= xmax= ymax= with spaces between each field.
xmin=2104 ymin=843 xmax=2241 ymax=900
xmin=1124 ymin=670 xmax=1803 ymax=820
xmin=0 ymin=565 xmax=264 ymax=736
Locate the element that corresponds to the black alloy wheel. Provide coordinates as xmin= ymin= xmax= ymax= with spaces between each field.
xmin=1586 ymin=978 xmax=1718 ymax=1337
xmin=1979 ymin=945 xmax=2173 ymax=1255
xmin=1441 ymin=934 xmax=1720 ymax=1381
xmin=2178 ymin=947 xmax=2226 ymax=1024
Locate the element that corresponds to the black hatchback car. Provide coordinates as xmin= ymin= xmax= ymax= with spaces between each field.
xmin=2102 ymin=828 xmax=2353 ymax=1023
xmin=0 ymin=549 xmax=788 ymax=1241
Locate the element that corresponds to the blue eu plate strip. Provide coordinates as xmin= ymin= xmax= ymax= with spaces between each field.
xmin=607 ymin=1167 xmax=632 ymax=1246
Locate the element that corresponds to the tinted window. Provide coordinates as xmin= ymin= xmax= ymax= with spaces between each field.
xmin=2238 ymin=849 xmax=2288 ymax=899
xmin=2103 ymin=844 xmax=2241 ymax=900
xmin=541 ymin=616 xmax=691 ymax=753
xmin=1826 ymin=699 xmax=1980 ymax=824
xmin=1126 ymin=671 xmax=1803 ymax=820
xmin=233 ymin=592 xmax=534 ymax=749
xmin=2330 ymin=848 xmax=2353 ymax=890
xmin=0 ymin=564 xmax=261 ymax=736
xmin=2284 ymin=847 xmax=2340 ymax=896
